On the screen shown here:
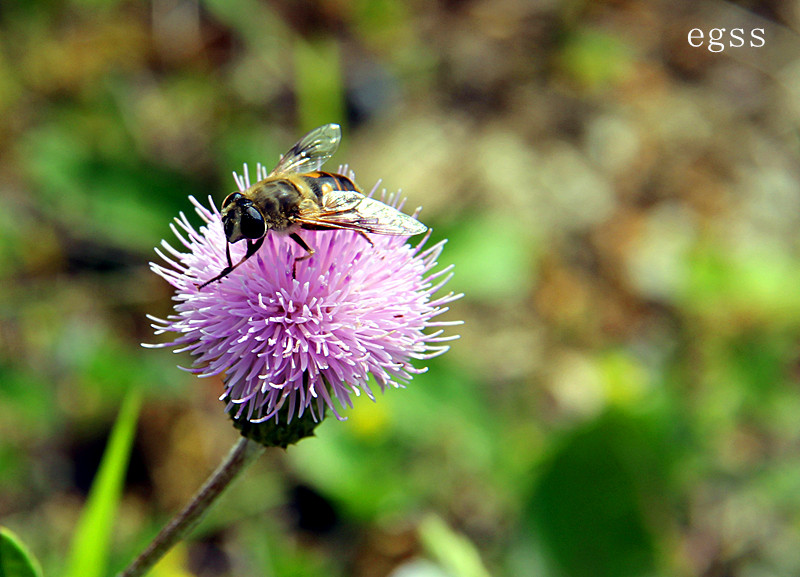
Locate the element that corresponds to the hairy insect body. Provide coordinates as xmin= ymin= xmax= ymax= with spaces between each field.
xmin=238 ymin=171 xmax=360 ymax=233
xmin=247 ymin=180 xmax=303 ymax=232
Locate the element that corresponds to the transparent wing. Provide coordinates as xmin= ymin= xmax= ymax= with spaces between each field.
xmin=297 ymin=191 xmax=427 ymax=236
xmin=270 ymin=124 xmax=341 ymax=176
xmin=322 ymin=189 xmax=365 ymax=211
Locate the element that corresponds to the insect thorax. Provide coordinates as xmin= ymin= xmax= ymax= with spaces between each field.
xmin=248 ymin=179 xmax=305 ymax=230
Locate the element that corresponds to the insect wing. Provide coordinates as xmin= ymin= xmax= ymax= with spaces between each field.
xmin=270 ymin=124 xmax=341 ymax=176
xmin=300 ymin=191 xmax=427 ymax=236
xmin=322 ymin=189 xmax=365 ymax=211
xmin=349 ymin=196 xmax=428 ymax=235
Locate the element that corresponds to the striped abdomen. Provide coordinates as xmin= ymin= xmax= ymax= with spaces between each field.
xmin=297 ymin=171 xmax=360 ymax=201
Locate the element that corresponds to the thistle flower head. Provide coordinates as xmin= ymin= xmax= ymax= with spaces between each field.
xmin=146 ymin=164 xmax=461 ymax=428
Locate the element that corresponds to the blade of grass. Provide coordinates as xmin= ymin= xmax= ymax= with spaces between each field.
xmin=65 ymin=390 xmax=142 ymax=577
xmin=0 ymin=526 xmax=44 ymax=577
xmin=294 ymin=35 xmax=345 ymax=134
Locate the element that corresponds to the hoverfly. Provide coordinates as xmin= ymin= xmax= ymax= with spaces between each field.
xmin=197 ymin=124 xmax=427 ymax=289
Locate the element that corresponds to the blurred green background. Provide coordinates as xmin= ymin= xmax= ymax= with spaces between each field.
xmin=3 ymin=0 xmax=800 ymax=576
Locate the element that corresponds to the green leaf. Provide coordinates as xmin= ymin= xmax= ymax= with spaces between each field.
xmin=0 ymin=527 xmax=43 ymax=577
xmin=418 ymin=515 xmax=491 ymax=577
xmin=444 ymin=213 xmax=537 ymax=302
xmin=528 ymin=411 xmax=668 ymax=577
xmin=65 ymin=390 xmax=142 ymax=577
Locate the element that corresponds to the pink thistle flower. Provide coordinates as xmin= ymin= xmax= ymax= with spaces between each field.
xmin=146 ymin=165 xmax=461 ymax=425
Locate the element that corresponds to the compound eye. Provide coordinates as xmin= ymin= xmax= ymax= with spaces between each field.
xmin=223 ymin=212 xmax=237 ymax=240
xmin=222 ymin=192 xmax=242 ymax=210
xmin=240 ymin=206 xmax=266 ymax=239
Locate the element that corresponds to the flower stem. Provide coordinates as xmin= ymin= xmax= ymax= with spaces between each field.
xmin=117 ymin=437 xmax=265 ymax=577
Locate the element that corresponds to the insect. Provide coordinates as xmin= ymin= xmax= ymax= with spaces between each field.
xmin=197 ymin=124 xmax=427 ymax=289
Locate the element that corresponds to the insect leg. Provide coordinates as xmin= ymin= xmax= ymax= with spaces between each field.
xmin=196 ymin=237 xmax=265 ymax=289
xmin=357 ymin=231 xmax=373 ymax=247
xmin=225 ymin=241 xmax=233 ymax=268
xmin=289 ymin=232 xmax=315 ymax=260
xmin=244 ymin=237 xmax=265 ymax=259
xmin=289 ymin=232 xmax=315 ymax=279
